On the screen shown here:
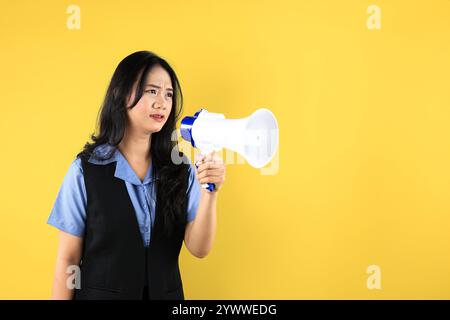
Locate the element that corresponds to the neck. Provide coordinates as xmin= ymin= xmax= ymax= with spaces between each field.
xmin=118 ymin=128 xmax=151 ymax=163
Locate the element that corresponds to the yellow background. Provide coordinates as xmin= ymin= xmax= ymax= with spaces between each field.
xmin=1 ymin=0 xmax=449 ymax=299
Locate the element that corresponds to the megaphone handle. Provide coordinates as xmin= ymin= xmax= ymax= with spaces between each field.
xmin=195 ymin=162 xmax=216 ymax=192
xmin=196 ymin=148 xmax=216 ymax=192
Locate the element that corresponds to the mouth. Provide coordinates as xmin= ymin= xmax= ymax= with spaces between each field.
xmin=149 ymin=114 xmax=165 ymax=122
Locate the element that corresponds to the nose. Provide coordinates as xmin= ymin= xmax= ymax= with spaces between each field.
xmin=153 ymin=92 xmax=166 ymax=110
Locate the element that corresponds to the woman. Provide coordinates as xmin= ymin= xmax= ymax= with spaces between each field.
xmin=48 ymin=51 xmax=225 ymax=300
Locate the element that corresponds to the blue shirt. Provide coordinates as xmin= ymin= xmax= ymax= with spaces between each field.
xmin=47 ymin=144 xmax=201 ymax=247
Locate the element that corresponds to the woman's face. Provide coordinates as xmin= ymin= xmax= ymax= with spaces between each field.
xmin=126 ymin=65 xmax=173 ymax=134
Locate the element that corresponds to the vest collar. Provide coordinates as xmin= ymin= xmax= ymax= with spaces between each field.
xmin=88 ymin=143 xmax=153 ymax=186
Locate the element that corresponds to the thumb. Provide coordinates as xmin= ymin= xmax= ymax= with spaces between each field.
xmin=195 ymin=153 xmax=205 ymax=165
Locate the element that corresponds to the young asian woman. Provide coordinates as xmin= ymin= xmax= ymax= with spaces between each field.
xmin=47 ymin=51 xmax=226 ymax=300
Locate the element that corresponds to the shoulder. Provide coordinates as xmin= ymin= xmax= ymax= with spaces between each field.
xmin=58 ymin=158 xmax=87 ymax=196
xmin=66 ymin=157 xmax=84 ymax=178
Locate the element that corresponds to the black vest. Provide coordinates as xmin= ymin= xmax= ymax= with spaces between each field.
xmin=74 ymin=159 xmax=188 ymax=300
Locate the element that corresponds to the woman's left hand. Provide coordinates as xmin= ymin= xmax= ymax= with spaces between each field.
xmin=195 ymin=151 xmax=226 ymax=192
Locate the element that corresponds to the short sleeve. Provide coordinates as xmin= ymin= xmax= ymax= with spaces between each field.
xmin=186 ymin=160 xmax=201 ymax=223
xmin=47 ymin=158 xmax=87 ymax=237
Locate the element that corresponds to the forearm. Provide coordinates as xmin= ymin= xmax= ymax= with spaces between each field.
xmin=187 ymin=189 xmax=218 ymax=258
xmin=51 ymin=258 xmax=78 ymax=300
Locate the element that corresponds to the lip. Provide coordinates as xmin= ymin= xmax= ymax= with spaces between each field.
xmin=149 ymin=114 xmax=165 ymax=122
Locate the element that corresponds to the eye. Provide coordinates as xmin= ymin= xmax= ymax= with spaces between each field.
xmin=166 ymin=92 xmax=173 ymax=98
xmin=145 ymin=89 xmax=157 ymax=94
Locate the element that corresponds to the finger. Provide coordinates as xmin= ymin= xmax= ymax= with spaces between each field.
xmin=197 ymin=162 xmax=219 ymax=171
xmin=199 ymin=176 xmax=225 ymax=184
xmin=197 ymin=169 xmax=225 ymax=179
xmin=194 ymin=154 xmax=206 ymax=166
xmin=206 ymin=154 xmax=224 ymax=166
xmin=197 ymin=169 xmax=225 ymax=180
xmin=197 ymin=162 xmax=224 ymax=173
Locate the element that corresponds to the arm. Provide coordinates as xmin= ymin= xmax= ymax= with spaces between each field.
xmin=184 ymin=152 xmax=225 ymax=258
xmin=51 ymin=231 xmax=83 ymax=300
xmin=184 ymin=189 xmax=218 ymax=258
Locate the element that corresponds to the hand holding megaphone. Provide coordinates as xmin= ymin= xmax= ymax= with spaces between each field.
xmin=181 ymin=108 xmax=279 ymax=192
xmin=194 ymin=151 xmax=225 ymax=192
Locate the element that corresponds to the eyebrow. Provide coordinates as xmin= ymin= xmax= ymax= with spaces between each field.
xmin=146 ymin=84 xmax=173 ymax=91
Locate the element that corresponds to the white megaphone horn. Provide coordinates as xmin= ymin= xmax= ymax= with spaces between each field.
xmin=180 ymin=108 xmax=279 ymax=192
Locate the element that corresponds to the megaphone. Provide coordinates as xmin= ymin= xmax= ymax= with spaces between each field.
xmin=180 ymin=108 xmax=279 ymax=192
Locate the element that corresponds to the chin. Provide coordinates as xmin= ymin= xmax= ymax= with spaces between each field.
xmin=146 ymin=125 xmax=164 ymax=134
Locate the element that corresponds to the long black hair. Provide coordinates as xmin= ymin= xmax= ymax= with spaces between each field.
xmin=78 ymin=51 xmax=189 ymax=235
